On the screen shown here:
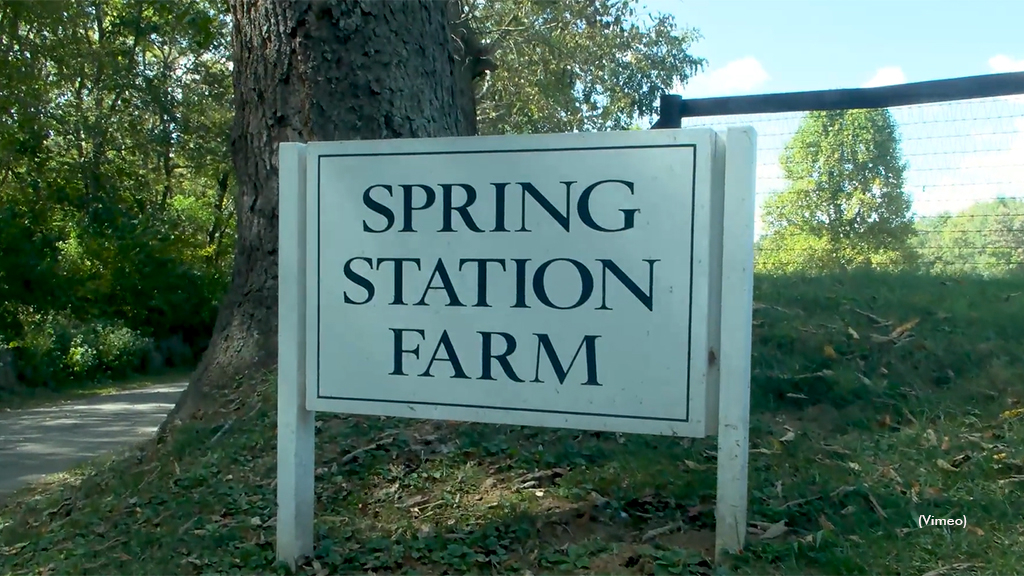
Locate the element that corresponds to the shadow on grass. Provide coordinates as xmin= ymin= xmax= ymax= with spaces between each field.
xmin=0 ymin=367 xmax=193 ymax=412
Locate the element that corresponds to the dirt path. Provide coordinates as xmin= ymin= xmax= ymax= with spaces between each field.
xmin=0 ymin=382 xmax=187 ymax=497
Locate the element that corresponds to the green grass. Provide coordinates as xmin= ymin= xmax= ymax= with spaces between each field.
xmin=1 ymin=271 xmax=1023 ymax=575
xmin=0 ymin=368 xmax=193 ymax=412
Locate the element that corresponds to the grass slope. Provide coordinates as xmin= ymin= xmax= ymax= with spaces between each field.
xmin=2 ymin=272 xmax=1023 ymax=576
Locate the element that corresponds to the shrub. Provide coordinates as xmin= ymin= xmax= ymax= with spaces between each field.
xmin=95 ymin=323 xmax=153 ymax=379
xmin=4 ymin=307 xmax=154 ymax=387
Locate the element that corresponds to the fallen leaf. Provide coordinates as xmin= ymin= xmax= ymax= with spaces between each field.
xmin=951 ymin=453 xmax=972 ymax=468
xmin=831 ymin=485 xmax=855 ymax=498
xmin=903 ymin=409 xmax=918 ymax=425
xmin=760 ymin=520 xmax=788 ymax=540
xmin=1000 ymin=408 xmax=1024 ymax=420
xmin=968 ymin=526 xmax=984 ymax=536
xmin=398 ymin=495 xmax=430 ymax=508
xmin=779 ymin=430 xmax=796 ymax=443
xmin=865 ymin=492 xmax=887 ymax=519
xmin=879 ymin=466 xmax=902 ymax=483
xmin=779 ymin=495 xmax=822 ymax=509
xmin=924 ymin=429 xmax=938 ymax=447
xmin=921 ymin=563 xmax=975 ymax=576
xmin=824 ymin=345 xmax=838 ymax=359
xmin=890 ymin=318 xmax=920 ymax=339
xmin=793 ymin=369 xmax=834 ymax=380
xmin=936 ymin=459 xmax=958 ymax=472
xmin=854 ymin=308 xmax=891 ymax=326
xmin=847 ymin=326 xmax=860 ymax=339
xmin=941 ymin=436 xmax=951 ymax=451
xmin=641 ymin=521 xmax=684 ymax=541
xmin=818 ymin=514 xmax=835 ymax=531
xmin=924 ymin=486 xmax=943 ymax=498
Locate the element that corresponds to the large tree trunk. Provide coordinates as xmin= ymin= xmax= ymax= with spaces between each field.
xmin=162 ymin=0 xmax=478 ymax=430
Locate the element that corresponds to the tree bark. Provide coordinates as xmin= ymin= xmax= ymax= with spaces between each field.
xmin=162 ymin=0 xmax=478 ymax=429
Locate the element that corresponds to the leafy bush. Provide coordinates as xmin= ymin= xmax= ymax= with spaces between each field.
xmin=95 ymin=323 xmax=153 ymax=378
xmin=4 ymin=307 xmax=156 ymax=388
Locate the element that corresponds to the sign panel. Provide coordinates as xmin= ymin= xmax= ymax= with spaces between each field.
xmin=277 ymin=126 xmax=757 ymax=566
xmin=304 ymin=129 xmax=722 ymax=436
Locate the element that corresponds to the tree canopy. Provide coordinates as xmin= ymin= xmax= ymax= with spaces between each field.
xmin=756 ymin=108 xmax=917 ymax=274
xmin=0 ymin=0 xmax=234 ymax=385
xmin=466 ymin=0 xmax=704 ymax=135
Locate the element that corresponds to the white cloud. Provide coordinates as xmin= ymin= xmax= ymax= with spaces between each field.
xmin=989 ymin=54 xmax=1024 ymax=73
xmin=674 ymin=57 xmax=770 ymax=99
xmin=861 ymin=66 xmax=906 ymax=88
xmin=987 ymin=54 xmax=1024 ymax=103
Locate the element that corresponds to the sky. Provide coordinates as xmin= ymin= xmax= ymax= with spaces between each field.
xmin=633 ymin=0 xmax=1024 ymax=234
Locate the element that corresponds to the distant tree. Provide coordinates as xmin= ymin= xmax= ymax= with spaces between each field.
xmin=914 ymin=198 xmax=1024 ymax=277
xmin=756 ymin=108 xmax=916 ymax=274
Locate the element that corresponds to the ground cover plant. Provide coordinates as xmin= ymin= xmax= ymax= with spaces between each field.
xmin=1 ymin=270 xmax=1022 ymax=576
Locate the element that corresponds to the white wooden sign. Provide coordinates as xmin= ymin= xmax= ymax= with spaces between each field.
xmin=277 ymin=127 xmax=757 ymax=567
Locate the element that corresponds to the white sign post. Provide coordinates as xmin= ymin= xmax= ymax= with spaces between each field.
xmin=277 ymin=127 xmax=756 ymax=568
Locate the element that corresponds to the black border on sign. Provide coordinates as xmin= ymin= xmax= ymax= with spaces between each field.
xmin=315 ymin=143 xmax=699 ymax=424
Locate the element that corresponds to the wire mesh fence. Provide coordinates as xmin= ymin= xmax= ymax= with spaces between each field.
xmin=675 ymin=94 xmax=1024 ymax=276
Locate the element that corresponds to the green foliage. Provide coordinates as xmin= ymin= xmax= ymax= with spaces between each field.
xmin=4 ymin=273 xmax=1024 ymax=575
xmin=7 ymin=307 xmax=154 ymax=387
xmin=914 ymin=198 xmax=1024 ymax=277
xmin=467 ymin=0 xmax=705 ymax=134
xmin=757 ymin=109 xmax=917 ymax=274
xmin=1 ymin=0 xmax=702 ymax=395
xmin=0 ymin=0 xmax=234 ymax=390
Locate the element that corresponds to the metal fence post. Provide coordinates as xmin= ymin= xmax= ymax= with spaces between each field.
xmin=650 ymin=94 xmax=683 ymax=129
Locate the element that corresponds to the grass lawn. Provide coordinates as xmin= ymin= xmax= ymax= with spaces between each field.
xmin=1 ymin=271 xmax=1022 ymax=575
xmin=0 ymin=368 xmax=193 ymax=412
